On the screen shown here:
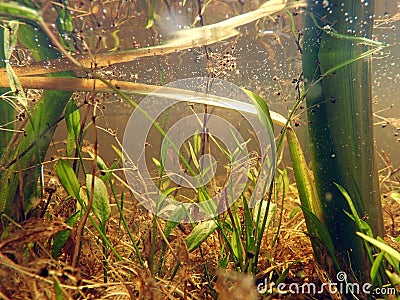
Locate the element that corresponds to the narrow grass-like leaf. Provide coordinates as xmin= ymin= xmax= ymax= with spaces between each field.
xmin=301 ymin=206 xmax=340 ymax=270
xmin=276 ymin=260 xmax=300 ymax=285
xmin=377 ymin=236 xmax=399 ymax=274
xmin=356 ymin=232 xmax=400 ymax=262
xmin=65 ymin=100 xmax=80 ymax=157
xmin=53 ymin=277 xmax=64 ymax=300
xmin=87 ymin=150 xmax=106 ymax=170
xmin=335 ymin=182 xmax=364 ymax=231
xmin=385 ymin=271 xmax=400 ymax=285
xmin=242 ymin=196 xmax=253 ymax=252
xmin=57 ymin=159 xmax=80 ymax=200
xmin=188 ymin=142 xmax=200 ymax=171
xmin=253 ymin=201 xmax=277 ymax=234
xmin=86 ymin=174 xmax=110 ymax=226
xmin=289 ymin=206 xmax=301 ymax=219
xmin=242 ymin=88 xmax=274 ymax=131
xmin=186 ymin=220 xmax=218 ymax=252
xmin=370 ymin=251 xmax=385 ymax=286
xmin=230 ymin=230 xmax=241 ymax=262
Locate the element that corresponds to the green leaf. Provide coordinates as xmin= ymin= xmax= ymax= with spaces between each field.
xmin=56 ymin=5 xmax=75 ymax=51
xmin=193 ymin=132 xmax=201 ymax=155
xmin=370 ymin=251 xmax=384 ymax=286
xmin=86 ymin=174 xmax=111 ymax=226
xmin=389 ymin=192 xmax=400 ymax=205
xmin=0 ymin=2 xmax=41 ymax=22
xmin=219 ymin=253 xmax=230 ymax=269
xmin=230 ymin=230 xmax=241 ymax=261
xmin=52 ymin=211 xmax=80 ymax=258
xmin=86 ymin=150 xmax=108 ymax=176
xmin=57 ymin=159 xmax=80 ymax=200
xmin=253 ymin=201 xmax=277 ymax=234
xmin=186 ymin=220 xmax=218 ymax=252
xmin=53 ymin=277 xmax=64 ymax=300
xmin=356 ymin=232 xmax=400 ymax=263
xmin=242 ymin=88 xmax=274 ymax=131
xmin=385 ymin=271 xmax=400 ymax=285
xmin=301 ymin=205 xmax=340 ymax=270
xmin=164 ymin=205 xmax=187 ymax=238
xmin=377 ymin=236 xmax=400 ymax=274
xmin=65 ymin=101 xmax=80 ymax=156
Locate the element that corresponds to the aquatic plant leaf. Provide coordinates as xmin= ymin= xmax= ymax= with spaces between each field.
xmin=356 ymin=232 xmax=400 ymax=263
xmin=51 ymin=211 xmax=80 ymax=258
xmin=56 ymin=5 xmax=75 ymax=51
xmin=86 ymin=174 xmax=111 ymax=226
xmin=164 ymin=205 xmax=187 ymax=238
xmin=65 ymin=100 xmax=80 ymax=156
xmin=370 ymin=251 xmax=385 ymax=286
xmin=53 ymin=277 xmax=64 ymax=300
xmin=242 ymin=88 xmax=274 ymax=131
xmin=0 ymin=2 xmax=41 ymax=22
xmin=253 ymin=201 xmax=277 ymax=234
xmin=286 ymin=127 xmax=324 ymax=221
xmin=3 ymin=21 xmax=27 ymax=107
xmin=385 ymin=271 xmax=400 ymax=285
xmin=300 ymin=205 xmax=340 ymax=270
xmin=186 ymin=220 xmax=218 ymax=252
xmin=57 ymin=159 xmax=80 ymax=201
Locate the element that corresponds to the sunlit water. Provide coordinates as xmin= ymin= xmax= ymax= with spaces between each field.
xmin=51 ymin=0 xmax=399 ymax=175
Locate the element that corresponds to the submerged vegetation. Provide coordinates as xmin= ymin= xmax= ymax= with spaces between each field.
xmin=0 ymin=0 xmax=399 ymax=299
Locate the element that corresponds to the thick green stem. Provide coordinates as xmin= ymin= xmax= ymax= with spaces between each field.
xmin=302 ymin=0 xmax=384 ymax=282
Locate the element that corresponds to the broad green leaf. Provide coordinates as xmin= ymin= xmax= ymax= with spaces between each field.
xmin=57 ymin=159 xmax=80 ymax=200
xmin=4 ymin=21 xmax=27 ymax=107
xmin=56 ymin=5 xmax=75 ymax=51
xmin=186 ymin=220 xmax=218 ymax=252
xmin=0 ymin=2 xmax=41 ymax=22
xmin=86 ymin=174 xmax=111 ymax=226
